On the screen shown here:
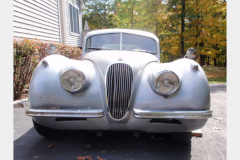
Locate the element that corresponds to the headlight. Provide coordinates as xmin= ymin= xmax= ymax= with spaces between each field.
xmin=60 ymin=69 xmax=85 ymax=93
xmin=154 ymin=71 xmax=180 ymax=96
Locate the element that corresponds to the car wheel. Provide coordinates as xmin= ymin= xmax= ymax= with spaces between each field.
xmin=33 ymin=120 xmax=59 ymax=138
xmin=171 ymin=132 xmax=192 ymax=145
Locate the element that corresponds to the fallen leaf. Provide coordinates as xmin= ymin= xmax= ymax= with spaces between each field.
xmin=48 ymin=144 xmax=53 ymax=148
xmin=214 ymin=117 xmax=223 ymax=122
xmin=97 ymin=156 xmax=106 ymax=160
xmin=76 ymin=156 xmax=93 ymax=160
xmin=101 ymin=151 xmax=106 ymax=153
xmin=112 ymin=150 xmax=117 ymax=152
xmin=86 ymin=144 xmax=92 ymax=148
xmin=34 ymin=156 xmax=39 ymax=158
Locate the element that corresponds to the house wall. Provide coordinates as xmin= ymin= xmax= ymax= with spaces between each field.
xmin=13 ymin=0 xmax=60 ymax=42
xmin=64 ymin=0 xmax=83 ymax=47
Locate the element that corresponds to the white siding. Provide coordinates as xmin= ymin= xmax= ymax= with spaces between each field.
xmin=13 ymin=0 xmax=60 ymax=42
xmin=64 ymin=0 xmax=83 ymax=47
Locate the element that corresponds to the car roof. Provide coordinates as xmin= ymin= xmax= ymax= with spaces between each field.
xmin=84 ymin=29 xmax=159 ymax=42
xmin=82 ymin=29 xmax=160 ymax=59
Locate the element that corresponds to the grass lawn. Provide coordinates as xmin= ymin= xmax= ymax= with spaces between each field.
xmin=202 ymin=66 xmax=226 ymax=83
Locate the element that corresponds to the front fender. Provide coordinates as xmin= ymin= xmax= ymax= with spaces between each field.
xmin=132 ymin=58 xmax=210 ymax=111
xmin=28 ymin=55 xmax=105 ymax=110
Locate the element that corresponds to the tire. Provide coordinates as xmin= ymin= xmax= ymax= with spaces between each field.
xmin=171 ymin=132 xmax=192 ymax=145
xmin=33 ymin=120 xmax=60 ymax=138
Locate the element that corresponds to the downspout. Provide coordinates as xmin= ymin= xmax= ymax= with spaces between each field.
xmin=59 ymin=0 xmax=68 ymax=45
xmin=79 ymin=0 xmax=85 ymax=48
xmin=57 ymin=0 xmax=62 ymax=44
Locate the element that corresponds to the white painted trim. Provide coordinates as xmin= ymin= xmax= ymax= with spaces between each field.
xmin=60 ymin=0 xmax=68 ymax=44
xmin=68 ymin=0 xmax=77 ymax=7
xmin=57 ymin=0 xmax=62 ymax=44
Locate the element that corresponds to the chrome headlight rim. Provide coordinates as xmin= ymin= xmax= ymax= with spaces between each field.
xmin=60 ymin=68 xmax=86 ymax=93
xmin=153 ymin=70 xmax=180 ymax=96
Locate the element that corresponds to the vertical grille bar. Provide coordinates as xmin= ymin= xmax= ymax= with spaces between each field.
xmin=106 ymin=63 xmax=133 ymax=120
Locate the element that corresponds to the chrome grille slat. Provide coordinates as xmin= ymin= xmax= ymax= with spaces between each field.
xmin=106 ymin=63 xmax=133 ymax=120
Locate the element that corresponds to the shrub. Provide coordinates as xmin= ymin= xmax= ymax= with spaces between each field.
xmin=13 ymin=38 xmax=82 ymax=100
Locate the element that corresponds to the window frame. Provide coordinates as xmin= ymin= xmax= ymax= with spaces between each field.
xmin=85 ymin=32 xmax=157 ymax=54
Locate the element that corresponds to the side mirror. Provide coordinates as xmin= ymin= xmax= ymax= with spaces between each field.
xmin=46 ymin=44 xmax=57 ymax=55
xmin=185 ymin=47 xmax=197 ymax=59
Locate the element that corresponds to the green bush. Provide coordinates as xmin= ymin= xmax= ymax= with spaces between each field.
xmin=13 ymin=38 xmax=82 ymax=100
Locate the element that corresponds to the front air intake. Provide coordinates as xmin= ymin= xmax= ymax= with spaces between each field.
xmin=106 ymin=63 xmax=133 ymax=120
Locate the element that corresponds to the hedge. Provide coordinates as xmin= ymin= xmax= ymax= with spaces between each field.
xmin=13 ymin=38 xmax=82 ymax=100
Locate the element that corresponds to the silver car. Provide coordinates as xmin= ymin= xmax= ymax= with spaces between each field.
xmin=26 ymin=29 xmax=212 ymax=144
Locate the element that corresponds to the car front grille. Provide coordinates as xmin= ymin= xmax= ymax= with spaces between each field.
xmin=106 ymin=63 xmax=133 ymax=120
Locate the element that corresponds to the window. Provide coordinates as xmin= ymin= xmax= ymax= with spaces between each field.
xmin=69 ymin=2 xmax=79 ymax=34
xmin=86 ymin=34 xmax=120 ymax=52
xmin=122 ymin=34 xmax=157 ymax=53
xmin=85 ymin=33 xmax=157 ymax=54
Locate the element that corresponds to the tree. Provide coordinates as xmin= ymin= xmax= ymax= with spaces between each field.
xmin=83 ymin=0 xmax=226 ymax=65
xmin=184 ymin=0 xmax=226 ymax=66
xmin=115 ymin=0 xmax=139 ymax=29
xmin=83 ymin=0 xmax=118 ymax=29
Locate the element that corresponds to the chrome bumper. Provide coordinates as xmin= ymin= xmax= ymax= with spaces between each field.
xmin=133 ymin=109 xmax=213 ymax=119
xmin=26 ymin=109 xmax=104 ymax=118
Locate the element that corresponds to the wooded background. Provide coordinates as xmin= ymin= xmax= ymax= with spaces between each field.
xmin=83 ymin=0 xmax=226 ymax=66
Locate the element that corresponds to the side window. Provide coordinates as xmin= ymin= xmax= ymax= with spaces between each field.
xmin=86 ymin=37 xmax=91 ymax=52
xmin=69 ymin=1 xmax=79 ymax=34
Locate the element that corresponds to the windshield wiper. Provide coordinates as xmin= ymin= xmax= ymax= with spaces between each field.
xmin=87 ymin=47 xmax=110 ymax=50
xmin=131 ymin=49 xmax=156 ymax=54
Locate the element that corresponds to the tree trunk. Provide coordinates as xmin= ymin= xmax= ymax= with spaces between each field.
xmin=199 ymin=55 xmax=205 ymax=66
xmin=156 ymin=23 xmax=158 ymax=36
xmin=181 ymin=0 xmax=185 ymax=57
xmin=131 ymin=3 xmax=135 ymax=29
xmin=213 ymin=58 xmax=216 ymax=66
xmin=163 ymin=52 xmax=165 ymax=63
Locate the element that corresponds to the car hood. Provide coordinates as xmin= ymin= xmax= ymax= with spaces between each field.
xmin=83 ymin=50 xmax=160 ymax=78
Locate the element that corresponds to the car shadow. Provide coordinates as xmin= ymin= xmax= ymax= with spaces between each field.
xmin=14 ymin=128 xmax=192 ymax=160
xmin=209 ymin=84 xmax=226 ymax=93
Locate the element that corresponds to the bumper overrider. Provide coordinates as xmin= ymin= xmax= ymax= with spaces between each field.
xmin=26 ymin=108 xmax=212 ymax=119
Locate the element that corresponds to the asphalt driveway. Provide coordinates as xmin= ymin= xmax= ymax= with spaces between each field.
xmin=14 ymin=83 xmax=226 ymax=160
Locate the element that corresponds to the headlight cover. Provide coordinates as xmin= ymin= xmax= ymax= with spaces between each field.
xmin=60 ymin=69 xmax=85 ymax=93
xmin=154 ymin=71 xmax=180 ymax=96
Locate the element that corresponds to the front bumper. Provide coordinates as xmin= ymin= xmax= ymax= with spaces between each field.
xmin=26 ymin=108 xmax=212 ymax=132
xmin=133 ymin=109 xmax=213 ymax=119
xmin=26 ymin=108 xmax=212 ymax=119
xmin=26 ymin=108 xmax=104 ymax=118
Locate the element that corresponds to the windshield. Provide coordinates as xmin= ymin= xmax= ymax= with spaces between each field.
xmin=86 ymin=33 xmax=157 ymax=54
